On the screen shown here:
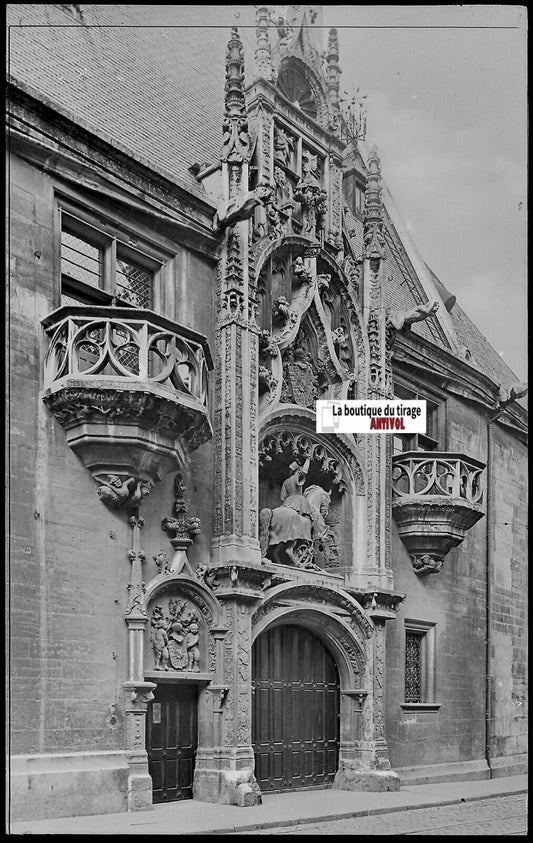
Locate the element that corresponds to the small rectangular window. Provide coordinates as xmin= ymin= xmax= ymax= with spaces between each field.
xmin=402 ymin=621 xmax=440 ymax=711
xmin=393 ymin=381 xmax=444 ymax=451
xmin=405 ymin=631 xmax=423 ymax=703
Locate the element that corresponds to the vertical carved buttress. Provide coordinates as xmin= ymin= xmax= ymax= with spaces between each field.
xmin=214 ymin=27 xmax=260 ymax=555
xmin=361 ymin=147 xmax=393 ymax=583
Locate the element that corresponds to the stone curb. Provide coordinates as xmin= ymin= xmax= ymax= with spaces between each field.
xmin=188 ymin=787 xmax=528 ymax=836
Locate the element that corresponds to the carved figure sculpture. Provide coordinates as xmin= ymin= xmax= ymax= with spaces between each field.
xmin=266 ymin=204 xmax=284 ymax=239
xmin=273 ymin=165 xmax=293 ymax=213
xmin=259 ymin=461 xmax=331 ymax=570
xmin=292 ymin=256 xmax=312 ymax=284
xmin=274 ymin=126 xmax=294 ymax=166
xmin=151 ymin=620 xmax=170 ymax=670
xmin=96 ymin=475 xmax=138 ymax=509
xmin=272 ymin=296 xmax=291 ymax=325
xmin=186 ymin=622 xmax=201 ymax=672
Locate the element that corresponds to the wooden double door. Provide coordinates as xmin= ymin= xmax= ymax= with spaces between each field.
xmin=252 ymin=625 xmax=340 ymax=792
xmin=146 ymin=683 xmax=198 ymax=803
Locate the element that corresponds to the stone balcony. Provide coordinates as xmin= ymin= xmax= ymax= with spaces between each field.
xmin=391 ymin=451 xmax=486 ymax=575
xmin=41 ymin=306 xmax=213 ymax=509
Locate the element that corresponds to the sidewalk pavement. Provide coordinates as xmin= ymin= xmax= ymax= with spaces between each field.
xmin=8 ymin=774 xmax=527 ymax=836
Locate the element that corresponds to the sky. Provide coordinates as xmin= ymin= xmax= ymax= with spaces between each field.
xmin=320 ymin=4 xmax=528 ymax=382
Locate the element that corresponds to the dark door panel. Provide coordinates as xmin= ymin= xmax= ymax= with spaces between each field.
xmin=252 ymin=625 xmax=340 ymax=792
xmin=146 ymin=683 xmax=198 ymax=803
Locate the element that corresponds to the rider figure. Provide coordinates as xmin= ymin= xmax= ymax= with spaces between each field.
xmin=280 ymin=458 xmax=313 ymax=517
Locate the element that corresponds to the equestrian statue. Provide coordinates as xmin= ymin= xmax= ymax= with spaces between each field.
xmin=259 ymin=459 xmax=331 ymax=570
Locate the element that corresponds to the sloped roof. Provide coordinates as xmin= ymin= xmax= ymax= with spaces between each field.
xmin=7 ymin=3 xmax=524 ymax=394
xmin=7 ymin=4 xmax=257 ymax=195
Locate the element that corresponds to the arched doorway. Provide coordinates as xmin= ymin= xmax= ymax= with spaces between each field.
xmin=252 ymin=625 xmax=340 ymax=792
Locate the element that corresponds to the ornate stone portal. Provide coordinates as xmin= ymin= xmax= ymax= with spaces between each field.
xmin=193 ymin=14 xmax=404 ymax=800
xmin=137 ymin=15 xmax=405 ymax=808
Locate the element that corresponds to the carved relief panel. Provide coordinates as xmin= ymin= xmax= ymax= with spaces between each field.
xmin=145 ymin=594 xmax=207 ymax=675
xmin=256 ymin=242 xmax=363 ymax=419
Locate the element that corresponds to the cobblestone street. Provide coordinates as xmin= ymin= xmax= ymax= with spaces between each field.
xmin=231 ymin=794 xmax=527 ymax=835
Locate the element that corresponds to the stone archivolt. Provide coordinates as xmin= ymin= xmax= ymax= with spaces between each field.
xmin=252 ymin=581 xmax=372 ymax=689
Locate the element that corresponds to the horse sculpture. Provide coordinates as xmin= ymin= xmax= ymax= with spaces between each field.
xmin=259 ymin=484 xmax=331 ymax=570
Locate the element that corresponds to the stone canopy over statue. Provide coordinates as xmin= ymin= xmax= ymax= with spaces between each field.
xmin=259 ymin=458 xmax=332 ymax=570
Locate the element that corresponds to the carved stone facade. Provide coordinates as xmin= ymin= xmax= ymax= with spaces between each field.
xmin=8 ymin=2 xmax=526 ymax=827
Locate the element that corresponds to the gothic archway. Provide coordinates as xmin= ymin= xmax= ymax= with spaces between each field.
xmin=252 ymin=582 xmax=374 ymax=788
xmin=252 ymin=624 xmax=340 ymax=791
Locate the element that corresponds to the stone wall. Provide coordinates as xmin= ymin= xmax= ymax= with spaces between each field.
xmin=386 ymin=394 xmax=528 ymax=779
xmin=8 ymin=147 xmax=217 ymax=814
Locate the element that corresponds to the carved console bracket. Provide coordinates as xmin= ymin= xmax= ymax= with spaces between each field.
xmin=40 ymin=306 xmax=213 ymax=510
xmin=392 ymin=452 xmax=486 ymax=576
xmin=352 ymin=588 xmax=405 ymax=620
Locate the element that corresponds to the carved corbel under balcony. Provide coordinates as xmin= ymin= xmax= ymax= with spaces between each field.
xmin=392 ymin=452 xmax=486 ymax=575
xmin=40 ymin=306 xmax=213 ymax=508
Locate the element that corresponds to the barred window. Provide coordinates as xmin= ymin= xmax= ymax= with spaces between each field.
xmin=402 ymin=621 xmax=439 ymax=710
xmin=405 ymin=632 xmax=423 ymax=703
xmin=60 ymin=212 xmax=158 ymax=309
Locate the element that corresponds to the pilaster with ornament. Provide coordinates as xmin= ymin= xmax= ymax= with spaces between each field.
xmin=324 ymin=28 xmax=344 ymax=252
xmin=254 ymin=6 xmax=273 ymax=82
xmin=359 ymin=147 xmax=394 ymax=590
xmin=363 ymin=591 xmax=403 ymax=770
xmin=213 ymin=28 xmax=262 ymax=566
xmin=192 ymin=570 xmax=266 ymax=806
xmin=248 ymin=13 xmax=277 ymax=246
xmin=122 ymin=513 xmax=156 ymax=811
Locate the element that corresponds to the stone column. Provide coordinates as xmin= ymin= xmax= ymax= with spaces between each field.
xmin=197 ymin=28 xmax=263 ymax=806
xmin=359 ymin=146 xmax=394 ymax=591
xmin=212 ymin=26 xmax=261 ymax=569
xmin=122 ymin=514 xmax=156 ymax=810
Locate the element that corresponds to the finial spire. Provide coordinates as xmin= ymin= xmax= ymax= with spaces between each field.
xmin=326 ymin=27 xmax=341 ymax=110
xmin=363 ymin=146 xmax=385 ymax=260
xmin=222 ymin=27 xmax=250 ymax=164
xmin=255 ymin=6 xmax=273 ymax=80
xmin=225 ymin=26 xmax=246 ymax=119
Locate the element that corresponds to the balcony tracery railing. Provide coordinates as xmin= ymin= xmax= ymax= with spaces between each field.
xmin=392 ymin=452 xmax=484 ymax=504
xmin=43 ymin=306 xmax=210 ymax=406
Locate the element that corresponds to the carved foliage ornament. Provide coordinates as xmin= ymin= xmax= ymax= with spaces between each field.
xmin=259 ymin=428 xmax=348 ymax=494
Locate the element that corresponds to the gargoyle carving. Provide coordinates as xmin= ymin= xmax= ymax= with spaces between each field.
xmin=215 ymin=181 xmax=273 ymax=230
xmin=387 ymin=300 xmax=439 ymax=331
